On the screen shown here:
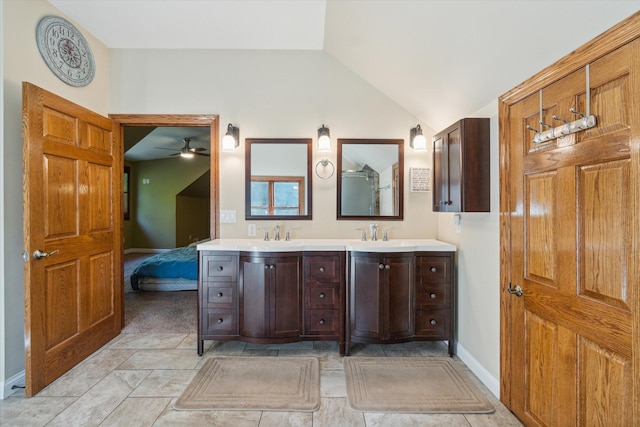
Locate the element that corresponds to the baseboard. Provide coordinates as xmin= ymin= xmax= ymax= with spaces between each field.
xmin=1 ymin=370 xmax=25 ymax=399
xmin=124 ymin=248 xmax=169 ymax=254
xmin=456 ymin=343 xmax=500 ymax=398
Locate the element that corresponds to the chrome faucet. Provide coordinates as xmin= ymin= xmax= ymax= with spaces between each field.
xmin=356 ymin=228 xmax=367 ymax=241
xmin=273 ymin=224 xmax=281 ymax=241
xmin=371 ymin=224 xmax=379 ymax=241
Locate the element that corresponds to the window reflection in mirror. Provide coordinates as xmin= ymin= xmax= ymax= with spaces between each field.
xmin=245 ymin=138 xmax=312 ymax=220
xmin=337 ymin=139 xmax=403 ymax=220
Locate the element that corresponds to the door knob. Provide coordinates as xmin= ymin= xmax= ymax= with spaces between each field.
xmin=33 ymin=249 xmax=59 ymax=260
xmin=507 ymin=284 xmax=523 ymax=297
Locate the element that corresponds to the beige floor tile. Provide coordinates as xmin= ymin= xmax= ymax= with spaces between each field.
xmin=364 ymin=412 xmax=471 ymax=426
xmin=382 ymin=349 xmax=424 ymax=357
xmin=178 ymin=333 xmax=212 ymax=351
xmin=313 ymin=397 xmax=365 ymax=427
xmin=154 ymin=404 xmax=261 ymax=426
xmin=258 ymin=411 xmax=313 ymax=426
xmin=320 ymin=369 xmax=347 ymax=397
xmin=37 ymin=349 xmax=136 ymax=397
xmin=0 ymin=394 xmax=76 ymax=427
xmin=108 ymin=333 xmax=189 ymax=349
xmin=244 ymin=341 xmax=314 ymax=350
xmin=100 ymin=397 xmax=171 ymax=426
xmin=242 ymin=349 xmax=280 ymax=356
xmin=276 ymin=349 xmax=344 ymax=370
xmin=206 ymin=339 xmax=247 ymax=354
xmin=348 ymin=343 xmax=385 ymax=356
xmin=130 ymin=369 xmax=198 ymax=397
xmin=47 ymin=370 xmax=150 ymax=426
xmin=117 ymin=349 xmax=202 ymax=370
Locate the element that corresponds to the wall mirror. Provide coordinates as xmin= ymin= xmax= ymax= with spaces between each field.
xmin=337 ymin=138 xmax=404 ymax=220
xmin=245 ymin=138 xmax=312 ymax=220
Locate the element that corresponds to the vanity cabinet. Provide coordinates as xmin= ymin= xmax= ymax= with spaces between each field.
xmin=198 ymin=252 xmax=238 ymax=355
xmin=415 ymin=254 xmax=455 ymax=355
xmin=240 ymin=254 xmax=302 ymax=339
xmin=302 ymin=252 xmax=346 ymax=353
xmin=348 ymin=253 xmax=414 ymax=342
xmin=346 ymin=251 xmax=455 ymax=356
xmin=432 ymin=118 xmax=490 ymax=212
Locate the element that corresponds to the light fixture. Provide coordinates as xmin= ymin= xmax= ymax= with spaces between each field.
xmin=317 ymin=125 xmax=331 ymax=152
xmin=410 ymin=124 xmax=427 ymax=151
xmin=221 ymin=123 xmax=239 ymax=152
xmin=180 ymin=148 xmax=194 ymax=159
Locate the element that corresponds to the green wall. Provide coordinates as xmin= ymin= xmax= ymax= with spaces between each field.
xmin=131 ymin=156 xmax=210 ymax=249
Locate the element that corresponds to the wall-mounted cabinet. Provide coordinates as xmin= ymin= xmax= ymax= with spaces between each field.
xmin=432 ymin=118 xmax=490 ymax=212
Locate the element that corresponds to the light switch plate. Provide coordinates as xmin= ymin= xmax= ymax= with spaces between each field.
xmin=220 ymin=210 xmax=237 ymax=223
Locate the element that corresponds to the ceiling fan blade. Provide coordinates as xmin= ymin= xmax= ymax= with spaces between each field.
xmin=155 ymin=147 xmax=180 ymax=151
xmin=189 ymin=147 xmax=207 ymax=152
xmin=194 ymin=152 xmax=210 ymax=157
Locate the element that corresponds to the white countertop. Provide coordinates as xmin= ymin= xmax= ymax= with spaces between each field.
xmin=197 ymin=238 xmax=456 ymax=253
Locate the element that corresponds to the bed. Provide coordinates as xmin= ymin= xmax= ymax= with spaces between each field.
xmin=130 ymin=246 xmax=198 ymax=291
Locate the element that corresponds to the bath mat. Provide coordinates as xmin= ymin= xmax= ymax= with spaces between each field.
xmin=175 ymin=356 xmax=320 ymax=411
xmin=343 ymin=357 xmax=495 ymax=413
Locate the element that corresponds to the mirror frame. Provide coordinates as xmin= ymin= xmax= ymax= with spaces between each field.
xmin=337 ymin=138 xmax=404 ymax=220
xmin=245 ymin=138 xmax=313 ymax=220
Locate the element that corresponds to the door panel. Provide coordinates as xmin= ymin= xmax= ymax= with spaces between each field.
xmin=239 ymin=257 xmax=269 ymax=338
xmin=23 ymin=82 xmax=121 ymax=396
xmin=387 ymin=256 xmax=413 ymax=338
xmin=270 ymin=256 xmax=302 ymax=338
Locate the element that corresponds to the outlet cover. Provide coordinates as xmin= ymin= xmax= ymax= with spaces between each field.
xmin=220 ymin=210 xmax=237 ymax=224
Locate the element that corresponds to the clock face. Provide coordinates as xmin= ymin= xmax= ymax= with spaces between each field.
xmin=36 ymin=16 xmax=95 ymax=87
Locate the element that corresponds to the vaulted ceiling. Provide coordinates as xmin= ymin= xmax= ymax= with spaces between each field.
xmin=49 ymin=0 xmax=639 ymax=132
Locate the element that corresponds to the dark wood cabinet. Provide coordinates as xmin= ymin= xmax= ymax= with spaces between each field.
xmin=349 ymin=253 xmax=414 ymax=342
xmin=432 ymin=118 xmax=490 ymax=212
xmin=302 ymin=252 xmax=346 ymax=354
xmin=240 ymin=254 xmax=301 ymax=339
xmin=346 ymin=251 xmax=455 ymax=356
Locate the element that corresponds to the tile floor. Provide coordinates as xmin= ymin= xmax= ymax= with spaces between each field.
xmin=0 ymin=335 xmax=523 ymax=426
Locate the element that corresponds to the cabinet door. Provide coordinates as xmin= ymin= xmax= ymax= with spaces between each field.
xmin=270 ymin=256 xmax=302 ymax=338
xmin=386 ymin=256 xmax=413 ymax=339
xmin=350 ymin=256 xmax=383 ymax=339
xmin=239 ymin=256 xmax=269 ymax=338
xmin=446 ymin=125 xmax=462 ymax=212
xmin=432 ymin=132 xmax=447 ymax=211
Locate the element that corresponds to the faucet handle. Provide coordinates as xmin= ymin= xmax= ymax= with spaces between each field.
xmin=383 ymin=230 xmax=389 ymax=241
xmin=356 ymin=228 xmax=367 ymax=241
xmin=285 ymin=227 xmax=299 ymax=241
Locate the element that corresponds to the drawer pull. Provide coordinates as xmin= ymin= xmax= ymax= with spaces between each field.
xmin=378 ymin=263 xmax=385 ymax=270
xmin=217 ymin=318 xmax=224 ymax=324
xmin=217 ymin=266 xmax=224 ymax=271
xmin=319 ymin=293 xmax=326 ymax=298
xmin=430 ymin=293 xmax=437 ymax=299
xmin=430 ymin=319 xmax=437 ymax=326
xmin=318 ymin=319 xmax=325 ymax=325
xmin=319 ymin=266 xmax=325 ymax=272
xmin=430 ymin=267 xmax=437 ymax=273
xmin=385 ymin=264 xmax=391 ymax=270
xmin=217 ymin=292 xmax=223 ymax=297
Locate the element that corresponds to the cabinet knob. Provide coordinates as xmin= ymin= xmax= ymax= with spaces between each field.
xmin=430 ymin=293 xmax=437 ymax=299
xmin=385 ymin=264 xmax=391 ymax=270
xmin=217 ymin=266 xmax=224 ymax=271
xmin=264 ymin=265 xmax=269 ymax=270
xmin=319 ymin=293 xmax=326 ymax=298
xmin=430 ymin=319 xmax=437 ymax=326
xmin=378 ymin=263 xmax=385 ymax=270
xmin=270 ymin=264 xmax=274 ymax=269
xmin=430 ymin=266 xmax=437 ymax=273
xmin=217 ymin=318 xmax=224 ymax=324
xmin=319 ymin=266 xmax=325 ymax=273
xmin=318 ymin=319 xmax=325 ymax=325
xmin=217 ymin=292 xmax=223 ymax=298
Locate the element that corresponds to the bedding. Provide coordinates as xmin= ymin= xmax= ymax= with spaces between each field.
xmin=131 ymin=246 xmax=198 ymax=291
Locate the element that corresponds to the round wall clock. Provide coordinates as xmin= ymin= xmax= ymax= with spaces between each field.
xmin=36 ymin=15 xmax=95 ymax=87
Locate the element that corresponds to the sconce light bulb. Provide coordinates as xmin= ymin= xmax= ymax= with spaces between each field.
xmin=221 ymin=133 xmax=236 ymax=152
xmin=412 ymin=134 xmax=427 ymax=151
xmin=318 ymin=134 xmax=331 ymax=152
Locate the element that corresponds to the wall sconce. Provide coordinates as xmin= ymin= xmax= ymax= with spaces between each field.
xmin=410 ymin=124 xmax=427 ymax=152
xmin=221 ymin=123 xmax=239 ymax=152
xmin=317 ymin=124 xmax=331 ymax=152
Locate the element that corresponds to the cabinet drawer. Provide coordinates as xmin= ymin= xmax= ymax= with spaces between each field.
xmin=203 ymin=309 xmax=238 ymax=336
xmin=415 ymin=309 xmax=450 ymax=338
xmin=416 ymin=257 xmax=450 ymax=282
xmin=304 ymin=255 xmax=340 ymax=282
xmin=305 ymin=284 xmax=339 ymax=309
xmin=304 ymin=309 xmax=339 ymax=336
xmin=415 ymin=282 xmax=449 ymax=308
xmin=203 ymin=282 xmax=236 ymax=308
xmin=202 ymin=255 xmax=237 ymax=281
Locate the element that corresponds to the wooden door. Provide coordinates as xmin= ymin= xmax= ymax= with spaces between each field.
xmin=500 ymin=28 xmax=640 ymax=426
xmin=239 ymin=256 xmax=269 ymax=338
xmin=386 ymin=255 xmax=413 ymax=339
xmin=22 ymin=82 xmax=121 ymax=396
xmin=269 ymin=256 xmax=302 ymax=338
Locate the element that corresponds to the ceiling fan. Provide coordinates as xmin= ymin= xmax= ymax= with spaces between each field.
xmin=155 ymin=137 xmax=210 ymax=158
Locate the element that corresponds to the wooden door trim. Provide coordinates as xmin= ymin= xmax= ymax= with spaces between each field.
xmin=109 ymin=114 xmax=220 ymax=240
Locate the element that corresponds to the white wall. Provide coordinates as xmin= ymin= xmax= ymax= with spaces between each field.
xmin=109 ymin=49 xmax=438 ymax=240
xmin=437 ymin=101 xmax=501 ymax=395
xmin=1 ymin=0 xmax=110 ymax=397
